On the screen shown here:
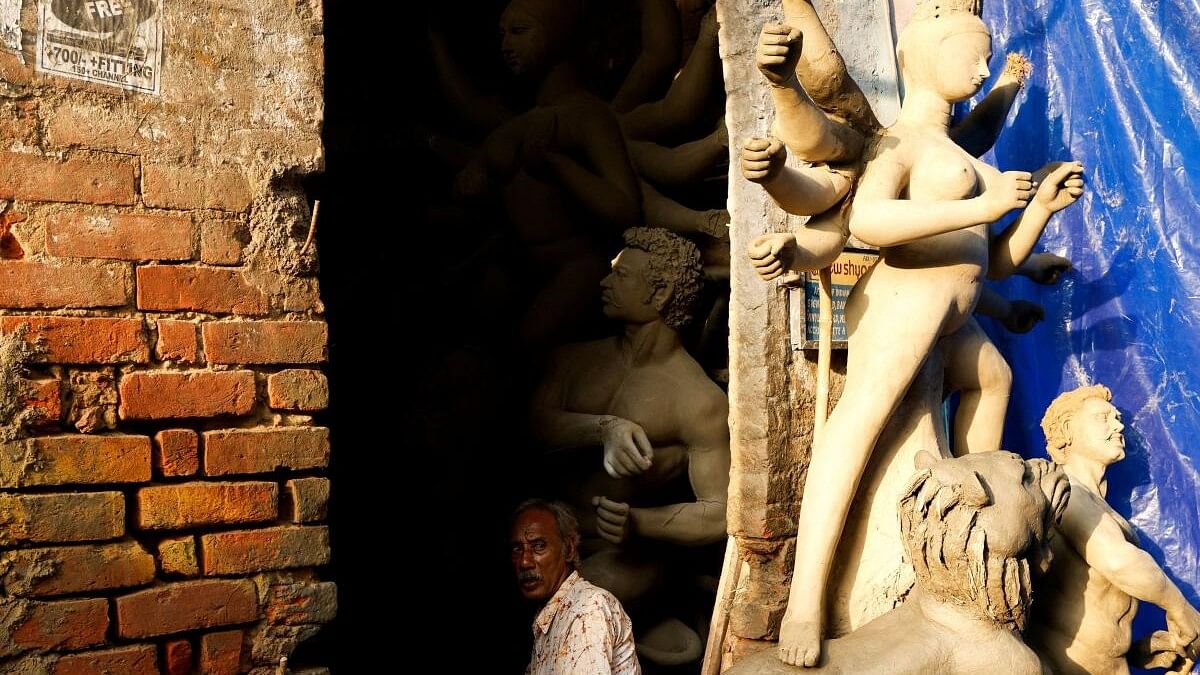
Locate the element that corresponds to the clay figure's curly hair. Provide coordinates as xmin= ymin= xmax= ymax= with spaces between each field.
xmin=1041 ymin=384 xmax=1113 ymax=464
xmin=622 ymin=227 xmax=704 ymax=329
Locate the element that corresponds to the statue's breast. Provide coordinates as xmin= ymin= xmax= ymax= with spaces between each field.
xmin=907 ymin=142 xmax=980 ymax=202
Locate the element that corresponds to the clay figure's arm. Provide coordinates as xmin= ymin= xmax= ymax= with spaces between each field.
xmin=988 ymin=161 xmax=1083 ymax=279
xmin=539 ymin=110 xmax=642 ymax=230
xmin=629 ymin=123 xmax=726 ymax=187
xmin=1060 ymin=489 xmax=1200 ymax=654
xmin=629 ymin=394 xmax=730 ymax=546
xmin=610 ymin=0 xmax=682 ymax=113
xmin=531 ymin=350 xmax=654 ymax=478
xmin=1016 ymin=252 xmax=1072 ymax=285
xmin=747 ymin=208 xmax=848 ymax=282
xmin=781 ymin=0 xmax=879 ymax=132
xmin=756 ymin=24 xmax=863 ymax=163
xmin=742 ymin=136 xmax=851 ymax=216
xmin=426 ymin=28 xmax=514 ymax=133
xmin=621 ymin=6 xmax=722 ymax=141
xmin=951 ymin=54 xmax=1032 ymax=158
xmin=975 ymin=287 xmax=1045 ymax=334
xmin=642 ymin=180 xmax=729 ymax=239
xmin=846 ymin=151 xmax=1034 ymax=248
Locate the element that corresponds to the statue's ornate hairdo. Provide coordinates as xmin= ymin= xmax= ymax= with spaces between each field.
xmin=622 ymin=227 xmax=704 ymax=330
xmin=911 ymin=0 xmax=983 ymax=21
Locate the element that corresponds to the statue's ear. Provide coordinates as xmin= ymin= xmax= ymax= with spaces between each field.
xmin=652 ymin=282 xmax=674 ymax=313
xmin=915 ymin=450 xmax=939 ymax=470
xmin=961 ymin=470 xmax=992 ymax=508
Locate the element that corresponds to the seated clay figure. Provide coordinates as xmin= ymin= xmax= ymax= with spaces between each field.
xmin=531 ymin=227 xmax=729 ymax=660
xmin=727 ymin=450 xmax=1070 ymax=675
xmin=1027 ymin=385 xmax=1200 ymax=674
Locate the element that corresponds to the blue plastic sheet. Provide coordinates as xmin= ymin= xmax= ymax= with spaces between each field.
xmin=978 ymin=1 xmax=1200 ymax=666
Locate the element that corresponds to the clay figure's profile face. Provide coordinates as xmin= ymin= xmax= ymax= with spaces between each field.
xmin=601 ymin=248 xmax=663 ymax=325
xmin=499 ymin=4 xmax=550 ymax=77
xmin=511 ymin=509 xmax=573 ymax=601
xmin=934 ymin=29 xmax=992 ymax=102
xmin=1069 ymin=397 xmax=1126 ymax=466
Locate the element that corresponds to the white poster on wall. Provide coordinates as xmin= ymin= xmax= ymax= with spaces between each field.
xmin=1 ymin=0 xmax=21 ymax=55
xmin=36 ymin=0 xmax=162 ymax=94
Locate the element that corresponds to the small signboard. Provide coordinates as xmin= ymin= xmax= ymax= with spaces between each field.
xmin=36 ymin=0 xmax=162 ymax=94
xmin=789 ymin=249 xmax=880 ymax=350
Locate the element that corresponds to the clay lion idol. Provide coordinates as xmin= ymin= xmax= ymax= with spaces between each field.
xmin=1027 ymin=384 xmax=1200 ymax=674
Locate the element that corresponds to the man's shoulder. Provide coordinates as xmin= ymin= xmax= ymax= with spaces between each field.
xmin=567 ymin=576 xmax=630 ymax=619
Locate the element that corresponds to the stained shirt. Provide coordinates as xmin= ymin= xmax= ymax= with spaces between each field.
xmin=526 ymin=571 xmax=641 ymax=675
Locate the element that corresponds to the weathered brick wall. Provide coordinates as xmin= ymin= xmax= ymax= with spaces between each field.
xmin=0 ymin=1 xmax=331 ymax=673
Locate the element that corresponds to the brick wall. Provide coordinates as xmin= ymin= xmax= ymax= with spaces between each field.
xmin=0 ymin=0 xmax=332 ymax=673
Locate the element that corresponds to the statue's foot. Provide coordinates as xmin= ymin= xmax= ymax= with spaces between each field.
xmin=778 ymin=618 xmax=822 ymax=667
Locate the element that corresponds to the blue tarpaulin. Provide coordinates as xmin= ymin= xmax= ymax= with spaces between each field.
xmin=978 ymin=0 xmax=1200 ymax=667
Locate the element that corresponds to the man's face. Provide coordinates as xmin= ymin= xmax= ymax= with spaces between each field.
xmin=1070 ymin=398 xmax=1126 ymax=466
xmin=511 ymin=509 xmax=573 ymax=601
xmin=601 ymin=248 xmax=662 ymax=325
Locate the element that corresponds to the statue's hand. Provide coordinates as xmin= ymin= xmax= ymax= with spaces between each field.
xmin=1032 ymin=161 xmax=1085 ymax=214
xmin=747 ymin=233 xmax=797 ymax=282
xmin=1021 ymin=252 xmax=1072 ymax=285
xmin=757 ymin=23 xmax=802 ymax=87
xmin=742 ymin=137 xmax=787 ymax=184
xmin=592 ymin=496 xmax=632 ymax=545
xmin=453 ymin=163 xmax=490 ymax=199
xmin=600 ymin=417 xmax=654 ymax=478
xmin=1166 ymin=605 xmax=1200 ymax=660
xmin=982 ymin=170 xmax=1035 ymax=220
xmin=1000 ymin=299 xmax=1045 ymax=334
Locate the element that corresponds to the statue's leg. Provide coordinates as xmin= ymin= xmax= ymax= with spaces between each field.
xmin=779 ymin=295 xmax=949 ymax=667
xmin=941 ymin=318 xmax=1012 ymax=456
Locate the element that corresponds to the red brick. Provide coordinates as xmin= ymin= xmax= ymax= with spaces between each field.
xmin=52 ymin=644 xmax=159 ymax=675
xmin=137 ymin=265 xmax=268 ymax=315
xmin=0 ymin=435 xmax=152 ymax=487
xmin=1 ymin=542 xmax=156 ymax=597
xmin=268 ymin=370 xmax=328 ymax=411
xmin=0 ymin=492 xmax=124 ymax=544
xmin=9 ymin=598 xmax=109 ymax=654
xmin=118 ymin=370 xmax=256 ymax=420
xmin=286 ymin=477 xmax=329 ymax=523
xmin=0 ymin=100 xmax=39 ymax=147
xmin=165 ymin=640 xmax=193 ymax=675
xmin=199 ymin=630 xmax=243 ymax=675
xmin=200 ymin=525 xmax=329 ymax=575
xmin=137 ymin=481 xmax=278 ymax=530
xmin=203 ymin=321 xmax=327 ymax=365
xmin=115 ymin=579 xmax=259 ymax=638
xmin=26 ymin=378 xmax=64 ymax=428
xmin=203 ymin=427 xmax=329 ymax=476
xmin=154 ymin=429 xmax=200 ymax=477
xmin=0 ymin=151 xmax=137 ymax=205
xmin=155 ymin=320 xmax=199 ymax=363
xmin=143 ymin=164 xmax=252 ymax=212
xmin=0 ymin=316 xmax=149 ymax=363
xmin=158 ymin=536 xmax=199 ymax=577
xmin=200 ymin=218 xmax=248 ymax=266
xmin=265 ymin=581 xmax=337 ymax=625
xmin=47 ymin=212 xmax=195 ymax=261
xmin=0 ymin=261 xmax=129 ymax=308
xmin=45 ymin=100 xmax=198 ymax=158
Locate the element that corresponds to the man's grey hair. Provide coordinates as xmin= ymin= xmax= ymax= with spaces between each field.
xmin=512 ymin=498 xmax=581 ymax=564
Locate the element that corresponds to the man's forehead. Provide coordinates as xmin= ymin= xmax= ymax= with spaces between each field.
xmin=511 ymin=510 xmax=558 ymax=541
xmin=612 ymin=247 xmax=650 ymax=267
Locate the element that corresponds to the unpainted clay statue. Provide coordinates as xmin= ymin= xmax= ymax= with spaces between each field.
xmin=1027 ymin=385 xmax=1200 ymax=674
xmin=726 ymin=450 xmax=1070 ymax=674
xmin=756 ymin=1 xmax=1086 ymax=665
xmin=531 ymin=226 xmax=730 ymax=582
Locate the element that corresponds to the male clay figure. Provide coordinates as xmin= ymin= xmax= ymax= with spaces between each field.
xmin=1027 ymin=385 xmax=1200 ymax=674
xmin=726 ymin=450 xmax=1070 ymax=674
xmin=531 ymin=227 xmax=729 ymax=598
xmin=511 ymin=499 xmax=641 ymax=675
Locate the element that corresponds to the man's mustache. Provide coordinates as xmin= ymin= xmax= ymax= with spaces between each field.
xmin=519 ymin=571 xmax=541 ymax=583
